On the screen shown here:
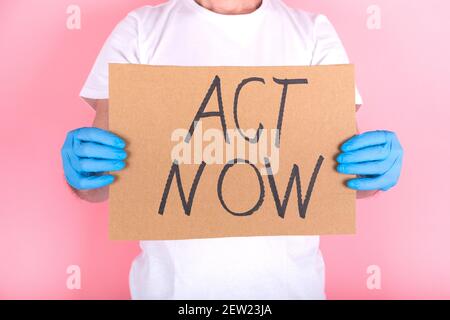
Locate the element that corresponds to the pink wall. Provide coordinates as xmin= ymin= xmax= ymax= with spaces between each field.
xmin=1 ymin=0 xmax=449 ymax=299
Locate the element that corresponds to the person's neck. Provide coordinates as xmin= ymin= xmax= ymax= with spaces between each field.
xmin=194 ymin=0 xmax=263 ymax=15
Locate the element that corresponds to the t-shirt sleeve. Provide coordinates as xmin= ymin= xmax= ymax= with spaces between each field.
xmin=80 ymin=12 xmax=140 ymax=100
xmin=311 ymin=15 xmax=363 ymax=106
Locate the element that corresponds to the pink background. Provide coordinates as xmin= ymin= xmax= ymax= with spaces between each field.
xmin=1 ymin=0 xmax=449 ymax=299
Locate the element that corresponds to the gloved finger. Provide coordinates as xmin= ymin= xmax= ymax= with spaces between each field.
xmin=337 ymin=158 xmax=394 ymax=175
xmin=346 ymin=156 xmax=402 ymax=191
xmin=73 ymin=141 xmax=128 ymax=160
xmin=68 ymin=170 xmax=115 ymax=190
xmin=337 ymin=144 xmax=390 ymax=164
xmin=62 ymin=151 xmax=115 ymax=190
xmin=74 ymin=158 xmax=126 ymax=173
xmin=346 ymin=170 xmax=398 ymax=191
xmin=72 ymin=127 xmax=126 ymax=148
xmin=346 ymin=175 xmax=389 ymax=191
xmin=341 ymin=131 xmax=392 ymax=152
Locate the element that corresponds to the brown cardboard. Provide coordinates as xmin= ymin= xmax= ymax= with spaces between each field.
xmin=109 ymin=64 xmax=356 ymax=240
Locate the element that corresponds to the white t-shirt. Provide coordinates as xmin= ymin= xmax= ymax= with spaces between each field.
xmin=81 ymin=0 xmax=362 ymax=299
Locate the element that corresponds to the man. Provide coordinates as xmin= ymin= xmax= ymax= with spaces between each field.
xmin=61 ymin=0 xmax=403 ymax=299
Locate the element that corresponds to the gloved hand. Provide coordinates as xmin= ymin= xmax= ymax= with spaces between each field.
xmin=336 ymin=130 xmax=403 ymax=191
xmin=61 ymin=127 xmax=127 ymax=190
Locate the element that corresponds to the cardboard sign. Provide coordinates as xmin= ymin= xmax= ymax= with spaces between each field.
xmin=109 ymin=64 xmax=356 ymax=240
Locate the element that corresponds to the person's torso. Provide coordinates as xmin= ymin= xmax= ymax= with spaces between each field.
xmin=128 ymin=0 xmax=325 ymax=300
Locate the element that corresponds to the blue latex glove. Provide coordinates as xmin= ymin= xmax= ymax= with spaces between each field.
xmin=61 ymin=127 xmax=127 ymax=190
xmin=336 ymin=130 xmax=403 ymax=191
